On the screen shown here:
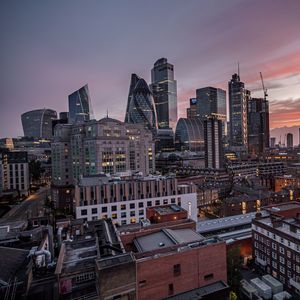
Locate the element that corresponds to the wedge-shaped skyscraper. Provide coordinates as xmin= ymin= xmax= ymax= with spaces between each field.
xmin=68 ymin=84 xmax=94 ymax=124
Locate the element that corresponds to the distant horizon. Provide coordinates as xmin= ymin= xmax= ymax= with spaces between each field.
xmin=1 ymin=0 xmax=300 ymax=137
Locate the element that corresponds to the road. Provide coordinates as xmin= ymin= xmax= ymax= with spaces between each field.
xmin=0 ymin=187 xmax=50 ymax=223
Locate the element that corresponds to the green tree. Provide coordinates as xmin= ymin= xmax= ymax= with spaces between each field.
xmin=227 ymin=246 xmax=242 ymax=293
xmin=229 ymin=291 xmax=237 ymax=300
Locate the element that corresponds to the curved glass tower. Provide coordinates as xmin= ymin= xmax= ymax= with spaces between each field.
xmin=21 ymin=108 xmax=57 ymax=139
xmin=125 ymin=75 xmax=157 ymax=132
xmin=68 ymin=84 xmax=94 ymax=124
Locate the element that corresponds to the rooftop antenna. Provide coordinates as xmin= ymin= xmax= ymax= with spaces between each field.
xmin=238 ymin=61 xmax=240 ymax=77
xmin=106 ymin=109 xmax=109 ymax=118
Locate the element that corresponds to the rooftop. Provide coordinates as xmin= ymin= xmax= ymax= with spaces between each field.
xmin=197 ymin=212 xmax=258 ymax=234
xmin=134 ymin=228 xmax=204 ymax=253
xmin=153 ymin=204 xmax=183 ymax=215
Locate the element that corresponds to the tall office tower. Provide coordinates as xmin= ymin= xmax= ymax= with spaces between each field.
xmin=21 ymin=108 xmax=57 ymax=139
xmin=68 ymin=84 xmax=93 ymax=124
xmin=247 ymin=97 xmax=270 ymax=155
xmin=125 ymin=75 xmax=157 ymax=132
xmin=287 ymin=133 xmax=293 ymax=148
xmin=195 ymin=87 xmax=226 ymax=119
xmin=228 ymin=73 xmax=250 ymax=150
xmin=204 ymin=117 xmax=223 ymax=169
xmin=150 ymin=58 xmax=177 ymax=131
xmin=270 ymin=137 xmax=276 ymax=148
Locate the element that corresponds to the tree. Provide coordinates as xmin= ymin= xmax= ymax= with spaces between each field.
xmin=229 ymin=291 xmax=237 ymax=300
xmin=227 ymin=246 xmax=242 ymax=293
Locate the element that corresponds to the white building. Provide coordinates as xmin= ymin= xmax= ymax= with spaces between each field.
xmin=74 ymin=174 xmax=197 ymax=225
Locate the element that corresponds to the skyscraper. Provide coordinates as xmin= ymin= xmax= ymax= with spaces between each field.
xmin=204 ymin=116 xmax=223 ymax=169
xmin=68 ymin=84 xmax=93 ymax=124
xmin=21 ymin=108 xmax=57 ymax=139
xmin=287 ymin=133 xmax=293 ymax=148
xmin=228 ymin=73 xmax=250 ymax=149
xmin=150 ymin=58 xmax=177 ymax=131
xmin=195 ymin=87 xmax=226 ymax=120
xmin=270 ymin=137 xmax=276 ymax=148
xmin=247 ymin=97 xmax=270 ymax=155
xmin=125 ymin=75 xmax=157 ymax=132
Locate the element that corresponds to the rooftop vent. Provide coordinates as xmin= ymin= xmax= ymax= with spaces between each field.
xmin=158 ymin=242 xmax=165 ymax=247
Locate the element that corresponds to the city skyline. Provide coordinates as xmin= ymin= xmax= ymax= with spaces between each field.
xmin=1 ymin=0 xmax=300 ymax=138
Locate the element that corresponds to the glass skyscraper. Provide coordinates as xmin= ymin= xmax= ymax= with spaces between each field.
xmin=21 ymin=108 xmax=57 ymax=139
xmin=150 ymin=58 xmax=177 ymax=131
xmin=247 ymin=97 xmax=270 ymax=155
xmin=228 ymin=74 xmax=250 ymax=149
xmin=195 ymin=87 xmax=226 ymax=120
xmin=125 ymin=74 xmax=157 ymax=132
xmin=68 ymin=84 xmax=93 ymax=124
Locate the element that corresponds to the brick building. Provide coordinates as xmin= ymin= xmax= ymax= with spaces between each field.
xmin=253 ymin=202 xmax=300 ymax=295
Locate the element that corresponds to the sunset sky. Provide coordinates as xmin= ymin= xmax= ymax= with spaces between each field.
xmin=1 ymin=0 xmax=300 ymax=137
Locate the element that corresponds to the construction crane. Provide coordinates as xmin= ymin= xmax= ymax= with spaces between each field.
xmin=260 ymin=72 xmax=268 ymax=100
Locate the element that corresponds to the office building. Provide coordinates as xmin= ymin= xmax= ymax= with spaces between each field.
xmin=68 ymin=84 xmax=93 ymax=124
xmin=248 ymin=97 xmax=270 ymax=155
xmin=52 ymin=111 xmax=69 ymax=135
xmin=271 ymin=137 xmax=276 ymax=148
xmin=187 ymin=98 xmax=198 ymax=119
xmin=21 ymin=108 xmax=57 ymax=139
xmin=228 ymin=73 xmax=250 ymax=150
xmin=150 ymin=58 xmax=177 ymax=130
xmin=195 ymin=87 xmax=226 ymax=120
xmin=52 ymin=117 xmax=155 ymax=185
xmin=74 ymin=174 xmax=198 ymax=224
xmin=204 ymin=117 xmax=224 ymax=169
xmin=154 ymin=128 xmax=175 ymax=153
xmin=287 ymin=133 xmax=293 ymax=148
xmin=0 ymin=149 xmax=29 ymax=196
xmin=253 ymin=202 xmax=300 ymax=293
xmin=175 ymin=118 xmax=204 ymax=152
xmin=125 ymin=74 xmax=158 ymax=132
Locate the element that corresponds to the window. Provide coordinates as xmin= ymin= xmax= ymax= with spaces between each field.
xmin=130 ymin=203 xmax=135 ymax=209
xmin=102 ymin=207 xmax=107 ymax=213
xmin=121 ymin=212 xmax=126 ymax=218
xmin=155 ymin=200 xmax=160 ymax=206
xmin=120 ymin=204 xmax=126 ymax=210
xmin=75 ymin=272 xmax=95 ymax=283
xmin=81 ymin=209 xmax=87 ymax=216
xmin=168 ymin=283 xmax=174 ymax=295
xmin=112 ymin=214 xmax=117 ymax=219
xmin=91 ymin=208 xmax=97 ymax=214
xmin=139 ymin=202 xmax=144 ymax=208
xmin=163 ymin=199 xmax=168 ymax=205
xmin=173 ymin=264 xmax=181 ymax=276
xmin=204 ymin=273 xmax=214 ymax=281
xmin=171 ymin=198 xmax=176 ymax=204
xmin=139 ymin=209 xmax=144 ymax=216
xmin=130 ymin=211 xmax=135 ymax=217
xmin=279 ymin=246 xmax=285 ymax=254
xmin=111 ymin=205 xmax=117 ymax=211
xmin=147 ymin=201 xmax=152 ymax=207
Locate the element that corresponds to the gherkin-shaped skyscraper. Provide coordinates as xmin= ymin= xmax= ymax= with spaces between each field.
xmin=125 ymin=74 xmax=157 ymax=132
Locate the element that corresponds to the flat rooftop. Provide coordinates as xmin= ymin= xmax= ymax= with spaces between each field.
xmin=153 ymin=204 xmax=184 ymax=215
xmin=196 ymin=212 xmax=258 ymax=234
xmin=134 ymin=228 xmax=204 ymax=253
xmin=164 ymin=280 xmax=229 ymax=300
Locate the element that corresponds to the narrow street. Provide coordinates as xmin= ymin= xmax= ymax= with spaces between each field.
xmin=0 ymin=187 xmax=50 ymax=223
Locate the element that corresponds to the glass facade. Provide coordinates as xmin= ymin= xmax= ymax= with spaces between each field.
xmin=21 ymin=108 xmax=57 ymax=139
xmin=175 ymin=118 xmax=204 ymax=152
xmin=150 ymin=58 xmax=177 ymax=131
xmin=68 ymin=84 xmax=93 ymax=124
xmin=125 ymin=75 xmax=157 ymax=132
xmin=247 ymin=97 xmax=270 ymax=154
xmin=228 ymin=74 xmax=250 ymax=148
